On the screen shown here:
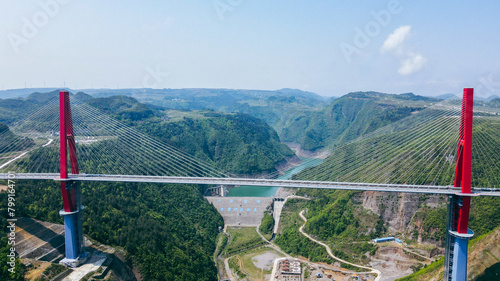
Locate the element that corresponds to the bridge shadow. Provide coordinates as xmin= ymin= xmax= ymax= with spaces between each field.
xmin=16 ymin=217 xmax=66 ymax=261
xmin=476 ymin=262 xmax=500 ymax=281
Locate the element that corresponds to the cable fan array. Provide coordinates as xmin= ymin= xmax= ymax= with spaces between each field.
xmin=0 ymin=96 xmax=228 ymax=178
xmin=295 ymin=100 xmax=500 ymax=189
xmin=1 ymin=95 xmax=499 ymax=189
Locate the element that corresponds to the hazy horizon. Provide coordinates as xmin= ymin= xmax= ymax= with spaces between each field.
xmin=2 ymin=86 xmax=496 ymax=101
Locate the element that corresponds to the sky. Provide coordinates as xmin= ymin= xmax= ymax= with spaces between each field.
xmin=1 ymin=0 xmax=500 ymax=97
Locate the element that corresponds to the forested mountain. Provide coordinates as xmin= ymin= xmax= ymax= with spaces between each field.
xmin=0 ymin=123 xmax=34 ymax=153
xmin=85 ymin=95 xmax=155 ymax=120
xmin=82 ymin=95 xmax=294 ymax=175
xmin=0 ymin=96 xmax=231 ymax=279
xmin=0 ymin=89 xmax=447 ymax=153
xmin=274 ymin=99 xmax=500 ymax=277
xmin=0 ymin=92 xmax=294 ymax=175
xmin=137 ymin=111 xmax=294 ymax=174
xmin=0 ymin=91 xmax=58 ymax=124
xmin=0 ymin=178 xmax=223 ymax=281
xmin=2 ymin=88 xmax=499 ymax=280
xmin=76 ymin=88 xmax=330 ymax=145
xmin=80 ymin=88 xmax=327 ymax=110
xmin=488 ymin=97 xmax=500 ymax=108
xmin=75 ymin=88 xmax=447 ymax=152
xmin=279 ymin=92 xmax=442 ymax=150
xmin=0 ymin=90 xmax=91 ymax=125
xmin=0 ymin=90 xmax=297 ymax=280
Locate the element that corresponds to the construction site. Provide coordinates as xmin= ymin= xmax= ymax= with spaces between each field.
xmin=14 ymin=218 xmax=135 ymax=281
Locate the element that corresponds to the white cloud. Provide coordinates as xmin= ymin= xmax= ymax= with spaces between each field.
xmin=380 ymin=25 xmax=427 ymax=75
xmin=398 ymin=53 xmax=427 ymax=75
xmin=381 ymin=25 xmax=411 ymax=52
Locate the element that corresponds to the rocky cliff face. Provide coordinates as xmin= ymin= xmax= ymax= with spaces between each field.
xmin=353 ymin=191 xmax=448 ymax=244
xmin=395 ymin=225 xmax=500 ymax=281
xmin=468 ymin=226 xmax=500 ymax=280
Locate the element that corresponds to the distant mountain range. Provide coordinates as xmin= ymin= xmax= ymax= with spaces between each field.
xmin=2 ymin=87 xmax=500 ymax=102
xmin=3 ymin=89 xmax=500 ymax=152
xmin=433 ymin=93 xmax=500 ymax=102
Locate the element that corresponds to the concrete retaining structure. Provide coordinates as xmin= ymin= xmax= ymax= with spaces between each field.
xmin=206 ymin=197 xmax=273 ymax=226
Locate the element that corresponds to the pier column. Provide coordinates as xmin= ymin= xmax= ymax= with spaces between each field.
xmin=58 ymin=91 xmax=88 ymax=267
xmin=444 ymin=88 xmax=474 ymax=281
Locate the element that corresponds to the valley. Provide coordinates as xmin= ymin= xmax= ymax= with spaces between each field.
xmin=1 ymin=88 xmax=499 ymax=281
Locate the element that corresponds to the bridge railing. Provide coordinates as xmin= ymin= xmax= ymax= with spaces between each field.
xmin=2 ymin=173 xmax=500 ymax=196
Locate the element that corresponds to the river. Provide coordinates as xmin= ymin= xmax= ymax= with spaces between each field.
xmin=226 ymin=156 xmax=324 ymax=197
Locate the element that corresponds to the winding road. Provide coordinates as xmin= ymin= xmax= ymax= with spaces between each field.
xmin=0 ymin=139 xmax=53 ymax=170
xmin=298 ymin=210 xmax=382 ymax=281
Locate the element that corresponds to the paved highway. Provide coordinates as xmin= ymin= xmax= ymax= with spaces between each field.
xmin=2 ymin=173 xmax=500 ymax=196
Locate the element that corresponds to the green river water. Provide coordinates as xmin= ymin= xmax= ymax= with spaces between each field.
xmin=226 ymin=156 xmax=324 ymax=197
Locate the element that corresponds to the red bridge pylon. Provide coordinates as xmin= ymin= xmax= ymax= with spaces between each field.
xmin=444 ymin=88 xmax=475 ymax=281
xmin=58 ymin=91 xmax=88 ymax=267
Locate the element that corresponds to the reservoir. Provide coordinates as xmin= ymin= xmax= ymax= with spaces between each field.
xmin=227 ymin=156 xmax=324 ymax=197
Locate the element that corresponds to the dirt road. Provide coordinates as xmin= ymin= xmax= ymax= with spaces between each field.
xmin=298 ymin=210 xmax=382 ymax=281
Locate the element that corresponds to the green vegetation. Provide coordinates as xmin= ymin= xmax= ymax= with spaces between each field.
xmin=286 ymin=190 xmax=380 ymax=264
xmin=80 ymin=89 xmax=451 ymax=152
xmin=34 ymin=264 xmax=67 ymax=281
xmin=282 ymin=105 xmax=500 ymax=264
xmin=300 ymin=190 xmax=382 ymax=240
xmin=84 ymin=95 xmax=295 ymax=175
xmin=274 ymin=199 xmax=332 ymax=263
xmin=411 ymin=207 xmax=447 ymax=243
xmin=259 ymin=213 xmax=274 ymax=240
xmin=227 ymin=247 xmax=283 ymax=280
xmin=1 ymin=178 xmax=223 ymax=281
xmin=0 ymin=91 xmax=299 ymax=280
xmin=279 ymin=92 xmax=435 ymax=150
xmin=0 ymin=91 xmax=59 ymax=124
xmin=228 ymin=256 xmax=247 ymax=279
xmin=294 ymin=112 xmax=500 ymax=188
xmin=75 ymin=87 xmax=332 ymax=148
xmin=410 ymin=196 xmax=500 ymax=245
xmin=214 ymin=233 xmax=229 ymax=259
xmin=224 ymin=227 xmax=265 ymax=255
xmin=0 ymin=221 xmax=26 ymax=281
xmin=137 ymin=110 xmax=294 ymax=174
xmin=0 ymin=91 xmax=295 ymax=176
xmin=2 ymin=89 xmax=500 ymax=280
xmin=86 ymin=95 xmax=154 ymax=121
xmin=0 ymin=123 xmax=34 ymax=153
xmin=470 ymin=196 xmax=500 ymax=236
xmin=395 ymin=257 xmax=444 ymax=281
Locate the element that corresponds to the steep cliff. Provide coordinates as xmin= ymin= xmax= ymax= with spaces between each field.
xmin=396 ymin=225 xmax=500 ymax=280
xmin=355 ymin=192 xmax=448 ymax=246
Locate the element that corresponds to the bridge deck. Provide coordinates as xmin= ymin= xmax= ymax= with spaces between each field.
xmin=2 ymin=173 xmax=500 ymax=196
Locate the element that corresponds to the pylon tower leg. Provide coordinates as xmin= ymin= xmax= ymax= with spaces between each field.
xmin=444 ymin=88 xmax=475 ymax=281
xmin=58 ymin=91 xmax=88 ymax=267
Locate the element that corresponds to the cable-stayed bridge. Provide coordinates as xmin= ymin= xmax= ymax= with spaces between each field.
xmin=3 ymin=173 xmax=500 ymax=196
xmin=1 ymin=91 xmax=499 ymax=191
xmin=1 ymin=90 xmax=499 ymax=281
